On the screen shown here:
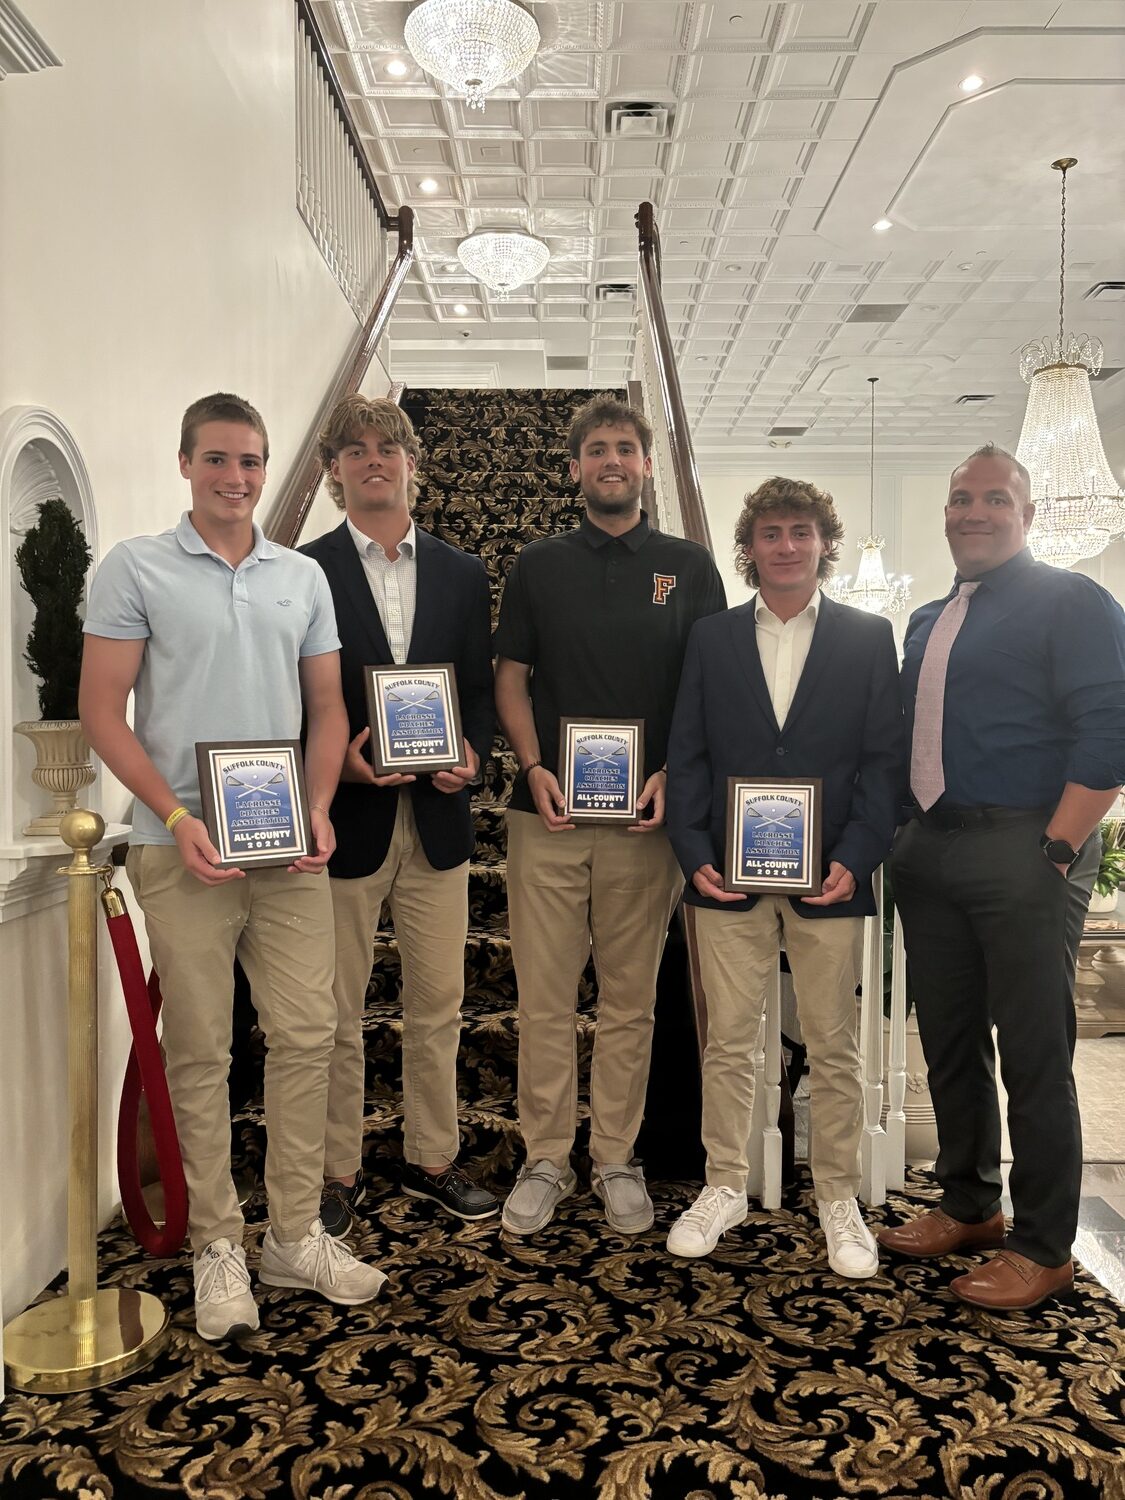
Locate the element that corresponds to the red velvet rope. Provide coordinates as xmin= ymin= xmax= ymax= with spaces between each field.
xmin=106 ymin=902 xmax=188 ymax=1256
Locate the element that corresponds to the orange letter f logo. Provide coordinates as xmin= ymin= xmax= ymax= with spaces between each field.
xmin=652 ymin=573 xmax=677 ymax=605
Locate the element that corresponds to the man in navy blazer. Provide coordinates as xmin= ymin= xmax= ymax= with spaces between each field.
xmin=300 ymin=395 xmax=497 ymax=1230
xmin=665 ymin=476 xmax=903 ymax=1273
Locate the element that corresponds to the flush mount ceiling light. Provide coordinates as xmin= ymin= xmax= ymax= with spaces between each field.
xmin=457 ymin=228 xmax=550 ymax=296
xmin=385 ymin=57 xmax=409 ymax=77
xmin=1016 ymin=158 xmax=1125 ymax=568
xmin=826 ymin=378 xmax=912 ymax=617
xmin=959 ymin=74 xmax=983 ymax=92
xmin=404 ymin=0 xmax=540 ymax=111
xmin=872 ymin=218 xmax=893 ymax=233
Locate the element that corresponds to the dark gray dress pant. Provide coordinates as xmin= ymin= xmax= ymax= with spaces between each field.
xmin=891 ymin=810 xmax=1098 ymax=1267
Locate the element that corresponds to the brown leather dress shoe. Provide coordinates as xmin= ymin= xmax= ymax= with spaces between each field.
xmin=950 ymin=1250 xmax=1074 ymax=1311
xmin=877 ymin=1207 xmax=1006 ymax=1259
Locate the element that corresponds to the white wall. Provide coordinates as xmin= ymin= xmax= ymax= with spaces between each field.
xmin=0 ymin=0 xmax=393 ymax=1332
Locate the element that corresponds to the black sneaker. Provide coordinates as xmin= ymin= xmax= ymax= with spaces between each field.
xmin=320 ymin=1174 xmax=366 ymax=1239
xmin=401 ymin=1160 xmax=499 ymax=1221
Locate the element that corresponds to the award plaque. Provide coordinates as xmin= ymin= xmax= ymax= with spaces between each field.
xmin=365 ymin=663 xmax=463 ymax=776
xmin=724 ymin=777 xmax=822 ymax=895
xmin=559 ymin=718 xmax=644 ymax=824
xmin=195 ymin=740 xmax=313 ymax=869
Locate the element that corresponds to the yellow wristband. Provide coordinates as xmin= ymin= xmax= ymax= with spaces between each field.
xmin=164 ymin=806 xmax=190 ymax=833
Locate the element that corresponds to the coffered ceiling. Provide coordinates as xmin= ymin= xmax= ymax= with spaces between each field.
xmin=314 ymin=0 xmax=1125 ymax=464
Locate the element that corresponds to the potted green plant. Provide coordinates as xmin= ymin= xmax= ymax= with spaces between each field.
xmin=1089 ymin=818 xmax=1125 ymax=914
xmin=13 ymin=496 xmax=96 ymax=834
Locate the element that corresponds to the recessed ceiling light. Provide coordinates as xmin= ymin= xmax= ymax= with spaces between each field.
xmin=957 ymin=261 xmax=973 ymax=271
xmin=723 ymin=263 xmax=741 ymax=272
xmin=694 ymin=355 xmax=708 ymax=363
xmin=385 ymin=58 xmax=409 ymax=78
xmin=419 ymin=177 xmax=439 ymax=194
xmin=872 ymin=218 xmax=893 ymax=233
xmin=959 ymin=74 xmax=983 ymax=93
xmin=442 ymin=262 xmax=458 ymax=272
xmin=453 ymin=303 xmax=469 ymax=315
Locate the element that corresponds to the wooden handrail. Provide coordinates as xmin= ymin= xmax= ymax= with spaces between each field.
xmin=635 ymin=202 xmax=712 ymax=553
xmin=295 ymin=0 xmax=392 ymax=230
xmin=263 ymin=206 xmax=415 ymax=547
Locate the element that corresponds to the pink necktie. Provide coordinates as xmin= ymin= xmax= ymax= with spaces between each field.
xmin=910 ymin=581 xmax=980 ymax=811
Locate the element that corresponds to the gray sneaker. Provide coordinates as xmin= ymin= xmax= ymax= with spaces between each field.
xmin=501 ymin=1160 xmax=577 ymax=1234
xmin=194 ymin=1238 xmax=259 ymax=1342
xmin=259 ymin=1219 xmax=388 ymax=1304
xmin=591 ymin=1161 xmax=655 ymax=1234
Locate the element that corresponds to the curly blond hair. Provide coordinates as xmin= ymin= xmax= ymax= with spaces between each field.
xmin=318 ymin=395 xmax=422 ymax=508
xmin=733 ymin=476 xmax=843 ymax=588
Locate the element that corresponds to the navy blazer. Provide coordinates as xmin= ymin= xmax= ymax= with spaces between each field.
xmin=666 ymin=594 xmax=904 ymax=918
xmin=300 ymin=521 xmax=495 ymax=877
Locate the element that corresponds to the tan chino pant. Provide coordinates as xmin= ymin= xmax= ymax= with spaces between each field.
xmin=689 ymin=899 xmax=863 ymax=1200
xmin=327 ymin=795 xmax=469 ymax=1175
xmin=125 ymin=846 xmax=337 ymax=1251
xmin=506 ymin=809 xmax=683 ymax=1168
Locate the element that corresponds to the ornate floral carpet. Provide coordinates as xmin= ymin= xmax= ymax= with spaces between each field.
xmin=3 ymin=1163 xmax=1123 ymax=1500
xmin=4 ymin=391 xmax=1123 ymax=1497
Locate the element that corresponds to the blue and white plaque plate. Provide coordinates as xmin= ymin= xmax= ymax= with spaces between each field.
xmin=560 ymin=718 xmax=644 ymax=824
xmin=195 ymin=740 xmax=312 ymax=869
xmin=725 ymin=777 xmax=822 ymax=895
xmin=365 ymin=663 xmax=463 ymax=776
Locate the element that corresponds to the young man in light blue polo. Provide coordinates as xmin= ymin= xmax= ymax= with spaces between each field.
xmin=80 ymin=392 xmax=387 ymax=1342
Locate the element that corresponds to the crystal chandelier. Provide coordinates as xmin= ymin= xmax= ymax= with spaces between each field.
xmin=1016 ymin=158 xmax=1125 ymax=568
xmin=826 ymin=378 xmax=912 ymax=616
xmin=404 ymin=0 xmax=540 ymax=111
xmin=457 ymin=228 xmax=549 ymax=296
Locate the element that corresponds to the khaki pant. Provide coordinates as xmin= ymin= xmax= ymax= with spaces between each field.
xmin=327 ymin=796 xmax=468 ymax=1175
xmin=506 ymin=810 xmax=683 ymax=1167
xmin=688 ymin=900 xmax=863 ymax=1200
xmin=125 ymin=846 xmax=337 ymax=1251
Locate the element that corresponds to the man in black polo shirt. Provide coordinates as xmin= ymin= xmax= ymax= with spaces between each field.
xmin=878 ymin=444 xmax=1125 ymax=1311
xmin=494 ymin=394 xmax=726 ymax=1236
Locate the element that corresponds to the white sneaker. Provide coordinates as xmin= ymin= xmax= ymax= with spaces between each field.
xmin=258 ymin=1219 xmax=388 ymax=1305
xmin=666 ymin=1186 xmax=748 ymax=1258
xmin=501 ymin=1160 xmax=577 ymax=1234
xmin=591 ymin=1161 xmax=655 ymax=1234
xmin=194 ymin=1238 xmax=260 ymax=1342
xmin=818 ymin=1197 xmax=879 ymax=1279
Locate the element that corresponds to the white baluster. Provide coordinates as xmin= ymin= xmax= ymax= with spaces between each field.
xmin=859 ymin=866 xmax=886 ymax=1205
xmin=760 ymin=957 xmax=783 ymax=1210
xmin=885 ymin=904 xmax=908 ymax=1190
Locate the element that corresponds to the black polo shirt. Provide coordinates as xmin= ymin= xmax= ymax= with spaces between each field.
xmin=494 ymin=511 xmax=727 ymax=813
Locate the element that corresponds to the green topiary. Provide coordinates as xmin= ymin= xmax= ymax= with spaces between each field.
xmin=15 ymin=497 xmax=93 ymax=720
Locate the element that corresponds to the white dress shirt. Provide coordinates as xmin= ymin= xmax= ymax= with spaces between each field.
xmin=347 ymin=515 xmax=417 ymax=665
xmin=753 ymin=588 xmax=821 ymax=727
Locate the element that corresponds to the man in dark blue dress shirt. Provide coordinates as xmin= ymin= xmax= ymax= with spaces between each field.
xmin=878 ymin=444 xmax=1125 ymax=1311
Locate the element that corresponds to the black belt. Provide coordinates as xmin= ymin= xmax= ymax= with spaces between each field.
xmin=911 ymin=804 xmax=1051 ymax=832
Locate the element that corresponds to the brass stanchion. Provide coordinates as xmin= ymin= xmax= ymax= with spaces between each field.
xmin=3 ymin=811 xmax=168 ymax=1393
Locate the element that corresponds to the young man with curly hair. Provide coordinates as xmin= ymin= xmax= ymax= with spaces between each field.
xmin=665 ymin=476 xmax=903 ymax=1273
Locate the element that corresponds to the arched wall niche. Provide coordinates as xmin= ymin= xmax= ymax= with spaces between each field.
xmin=0 ymin=406 xmax=99 ymax=849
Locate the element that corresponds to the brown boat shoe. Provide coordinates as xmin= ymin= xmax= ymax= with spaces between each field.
xmin=877 ymin=1207 xmax=1006 ymax=1259
xmin=950 ymin=1249 xmax=1074 ymax=1311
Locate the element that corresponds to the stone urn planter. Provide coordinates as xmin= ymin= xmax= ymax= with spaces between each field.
xmin=14 ymin=719 xmax=96 ymax=834
xmin=1088 ymin=886 xmax=1120 ymax=915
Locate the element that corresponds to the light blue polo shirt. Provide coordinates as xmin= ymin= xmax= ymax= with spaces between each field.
xmin=84 ymin=512 xmax=340 ymax=845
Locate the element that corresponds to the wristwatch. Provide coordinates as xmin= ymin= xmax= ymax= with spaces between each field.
xmin=1039 ymin=833 xmax=1079 ymax=869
